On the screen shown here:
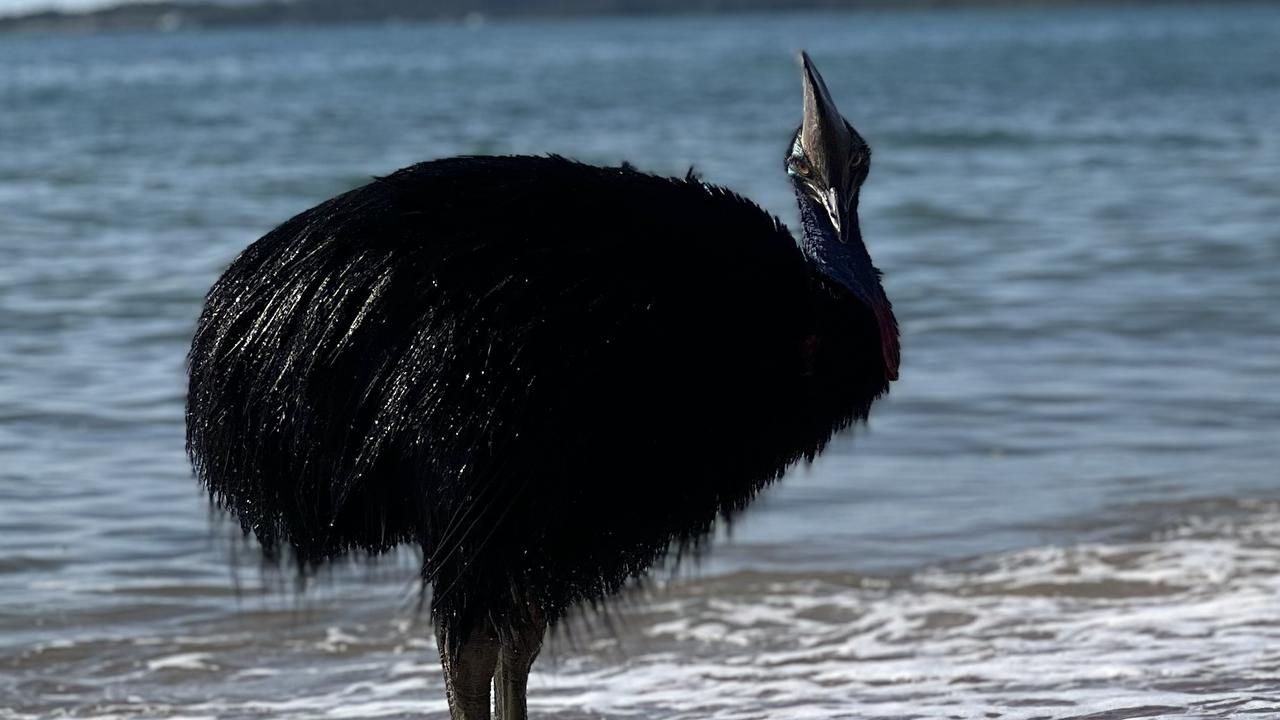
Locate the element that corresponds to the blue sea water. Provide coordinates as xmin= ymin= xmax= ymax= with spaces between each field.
xmin=1 ymin=4 xmax=1279 ymax=718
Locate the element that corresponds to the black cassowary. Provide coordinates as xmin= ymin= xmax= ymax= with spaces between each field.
xmin=186 ymin=53 xmax=899 ymax=719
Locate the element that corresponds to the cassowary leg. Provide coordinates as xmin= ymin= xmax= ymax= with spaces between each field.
xmin=493 ymin=611 xmax=546 ymax=720
xmin=436 ymin=614 xmax=500 ymax=720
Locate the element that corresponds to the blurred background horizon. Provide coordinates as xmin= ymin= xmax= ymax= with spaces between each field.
xmin=2 ymin=2 xmax=1279 ymax=718
xmin=2 ymin=0 xmax=1273 ymax=32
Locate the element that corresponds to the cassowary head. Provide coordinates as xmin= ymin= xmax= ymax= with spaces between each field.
xmin=786 ymin=52 xmax=871 ymax=245
xmin=787 ymin=51 xmax=899 ymax=382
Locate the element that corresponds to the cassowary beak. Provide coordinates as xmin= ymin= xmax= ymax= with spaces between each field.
xmin=799 ymin=51 xmax=855 ymax=240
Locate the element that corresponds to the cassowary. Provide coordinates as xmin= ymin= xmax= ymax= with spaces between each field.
xmin=186 ymin=52 xmax=899 ymax=719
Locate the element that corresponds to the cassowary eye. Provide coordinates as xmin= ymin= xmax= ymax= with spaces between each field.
xmin=788 ymin=156 xmax=813 ymax=178
xmin=850 ymin=151 xmax=871 ymax=182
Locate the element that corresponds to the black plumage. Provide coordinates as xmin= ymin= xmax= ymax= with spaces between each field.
xmin=187 ymin=53 xmax=898 ymax=719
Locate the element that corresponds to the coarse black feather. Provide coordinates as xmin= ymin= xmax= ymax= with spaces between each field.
xmin=186 ymin=155 xmax=892 ymax=639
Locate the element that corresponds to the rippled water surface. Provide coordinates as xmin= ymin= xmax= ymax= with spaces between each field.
xmin=2 ymin=4 xmax=1279 ymax=718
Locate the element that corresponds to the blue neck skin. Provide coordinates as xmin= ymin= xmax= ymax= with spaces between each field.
xmin=795 ymin=190 xmax=879 ymax=306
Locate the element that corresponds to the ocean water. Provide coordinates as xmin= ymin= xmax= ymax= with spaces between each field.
xmin=2 ymin=4 xmax=1280 ymax=718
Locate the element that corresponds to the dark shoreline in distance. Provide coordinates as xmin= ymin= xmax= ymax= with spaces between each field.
xmin=0 ymin=0 xmax=1245 ymax=35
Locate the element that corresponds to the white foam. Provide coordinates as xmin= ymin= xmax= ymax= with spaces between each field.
xmin=9 ymin=505 xmax=1279 ymax=719
xmin=144 ymin=653 xmax=218 ymax=672
xmin=526 ymin=506 xmax=1280 ymax=719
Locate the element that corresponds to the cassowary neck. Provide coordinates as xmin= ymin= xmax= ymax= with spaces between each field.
xmin=796 ymin=191 xmax=875 ymax=302
xmin=796 ymin=187 xmax=901 ymax=382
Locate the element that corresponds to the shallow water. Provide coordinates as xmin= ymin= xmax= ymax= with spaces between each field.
xmin=2 ymin=4 xmax=1279 ymax=718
